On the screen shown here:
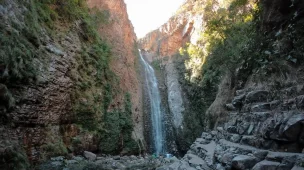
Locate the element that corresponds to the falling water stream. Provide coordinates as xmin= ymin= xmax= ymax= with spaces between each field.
xmin=139 ymin=50 xmax=165 ymax=155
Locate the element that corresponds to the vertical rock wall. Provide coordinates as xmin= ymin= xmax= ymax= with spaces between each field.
xmin=86 ymin=0 xmax=144 ymax=149
xmin=0 ymin=0 xmax=144 ymax=164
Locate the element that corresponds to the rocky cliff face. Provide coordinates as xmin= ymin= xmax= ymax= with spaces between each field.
xmin=145 ymin=0 xmax=304 ymax=169
xmin=138 ymin=0 xmax=205 ymax=59
xmin=87 ymin=0 xmax=144 ymax=151
xmin=139 ymin=0 xmax=304 ymax=157
xmin=0 ymin=0 xmax=143 ymax=167
xmin=138 ymin=0 xmax=207 ymax=154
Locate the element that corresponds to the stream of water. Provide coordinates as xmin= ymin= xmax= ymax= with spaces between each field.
xmin=139 ymin=50 xmax=165 ymax=155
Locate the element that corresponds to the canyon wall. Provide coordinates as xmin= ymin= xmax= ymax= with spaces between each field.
xmin=138 ymin=0 xmax=204 ymax=59
xmin=138 ymin=0 xmax=208 ymax=153
xmin=87 ymin=0 xmax=144 ymax=152
xmin=0 ymin=0 xmax=143 ymax=167
xmin=139 ymin=0 xmax=304 ymax=156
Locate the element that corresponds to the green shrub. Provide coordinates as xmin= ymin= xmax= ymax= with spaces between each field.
xmin=99 ymin=93 xmax=137 ymax=154
xmin=0 ymin=141 xmax=30 ymax=170
xmin=40 ymin=139 xmax=68 ymax=160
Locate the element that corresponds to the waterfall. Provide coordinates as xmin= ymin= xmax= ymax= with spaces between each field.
xmin=139 ymin=50 xmax=165 ymax=155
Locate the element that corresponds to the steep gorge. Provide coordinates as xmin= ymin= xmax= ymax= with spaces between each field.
xmin=1 ymin=0 xmax=304 ymax=169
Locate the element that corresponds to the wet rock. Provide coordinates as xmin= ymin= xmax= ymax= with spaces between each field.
xmin=245 ymin=90 xmax=269 ymax=103
xmin=252 ymin=160 xmax=289 ymax=170
xmin=232 ymin=155 xmax=259 ymax=170
xmin=83 ymin=151 xmax=96 ymax=161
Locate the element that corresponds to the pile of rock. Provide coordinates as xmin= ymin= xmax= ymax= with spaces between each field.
xmin=158 ymin=88 xmax=304 ymax=170
xmin=39 ymin=151 xmax=179 ymax=170
xmin=157 ymin=132 xmax=304 ymax=170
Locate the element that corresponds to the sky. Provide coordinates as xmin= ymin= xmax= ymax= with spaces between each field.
xmin=124 ymin=0 xmax=185 ymax=38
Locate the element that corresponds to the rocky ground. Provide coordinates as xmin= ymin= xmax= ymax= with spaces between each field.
xmin=158 ymin=87 xmax=304 ymax=170
xmin=38 ymin=152 xmax=179 ymax=170
xmin=157 ymin=131 xmax=304 ymax=170
xmin=40 ymin=87 xmax=304 ymax=170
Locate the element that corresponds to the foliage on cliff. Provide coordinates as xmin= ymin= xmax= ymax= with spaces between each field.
xmin=178 ymin=0 xmax=304 ymax=144
xmin=0 ymin=0 xmax=137 ymax=167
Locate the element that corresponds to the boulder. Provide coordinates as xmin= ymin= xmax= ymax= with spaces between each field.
xmin=240 ymin=136 xmax=261 ymax=147
xmin=280 ymin=114 xmax=304 ymax=141
xmin=229 ymin=134 xmax=242 ymax=143
xmin=226 ymin=103 xmax=236 ymax=111
xmin=227 ymin=126 xmax=238 ymax=134
xmin=232 ymin=155 xmax=259 ymax=170
xmin=253 ymin=150 xmax=268 ymax=160
xmin=168 ymin=160 xmax=196 ymax=170
xmin=253 ymin=112 xmax=271 ymax=122
xmin=201 ymin=132 xmax=213 ymax=140
xmin=187 ymin=153 xmax=206 ymax=166
xmin=237 ymin=122 xmax=250 ymax=135
xmin=220 ymin=153 xmax=235 ymax=165
xmin=292 ymin=166 xmax=304 ymax=170
xmin=252 ymin=160 xmax=289 ymax=170
xmin=245 ymin=90 xmax=269 ymax=103
xmin=83 ymin=151 xmax=96 ymax=161
xmin=232 ymin=94 xmax=246 ymax=109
